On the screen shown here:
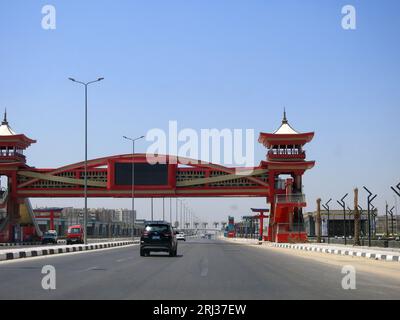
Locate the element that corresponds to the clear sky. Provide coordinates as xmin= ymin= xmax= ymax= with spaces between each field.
xmin=0 ymin=0 xmax=399 ymax=223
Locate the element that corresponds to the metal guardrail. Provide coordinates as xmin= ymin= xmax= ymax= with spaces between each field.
xmin=275 ymin=194 xmax=306 ymax=204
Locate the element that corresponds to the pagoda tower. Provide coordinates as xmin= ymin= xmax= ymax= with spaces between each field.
xmin=259 ymin=110 xmax=315 ymax=242
xmin=0 ymin=110 xmax=36 ymax=242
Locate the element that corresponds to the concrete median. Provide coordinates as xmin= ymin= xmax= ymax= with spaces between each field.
xmin=0 ymin=240 xmax=138 ymax=262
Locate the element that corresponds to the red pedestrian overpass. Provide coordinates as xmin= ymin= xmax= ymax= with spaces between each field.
xmin=0 ymin=110 xmax=314 ymax=243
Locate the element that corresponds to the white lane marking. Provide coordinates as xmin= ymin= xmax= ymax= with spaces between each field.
xmin=116 ymin=257 xmax=134 ymax=263
xmin=83 ymin=266 xmax=100 ymax=272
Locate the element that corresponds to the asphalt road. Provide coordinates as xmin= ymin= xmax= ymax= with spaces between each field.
xmin=1 ymin=238 xmax=400 ymax=300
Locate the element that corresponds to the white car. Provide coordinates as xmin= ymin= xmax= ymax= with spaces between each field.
xmin=176 ymin=232 xmax=186 ymax=241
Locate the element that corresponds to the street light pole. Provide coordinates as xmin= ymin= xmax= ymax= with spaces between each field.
xmin=385 ymin=202 xmax=389 ymax=238
xmin=169 ymin=198 xmax=172 ymax=224
xmin=363 ymin=186 xmax=377 ymax=247
xmin=123 ymin=135 xmax=144 ymax=240
xmin=180 ymin=200 xmax=183 ymax=229
xmin=69 ymin=77 xmax=104 ymax=245
xmin=151 ymin=198 xmax=154 ymax=221
xmin=175 ymin=199 xmax=179 ymax=228
xmin=389 ymin=206 xmax=395 ymax=236
xmin=322 ymin=198 xmax=332 ymax=244
xmin=390 ymin=182 xmax=400 ymax=198
xmin=162 ymin=198 xmax=165 ymax=222
xmin=337 ymin=193 xmax=348 ymax=245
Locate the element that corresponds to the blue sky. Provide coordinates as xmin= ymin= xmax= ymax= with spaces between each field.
xmin=0 ymin=0 xmax=399 ymax=222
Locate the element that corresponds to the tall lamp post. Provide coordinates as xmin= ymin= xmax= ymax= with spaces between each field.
xmin=371 ymin=204 xmax=377 ymax=238
xmin=169 ymin=198 xmax=172 ymax=224
xmin=69 ymin=77 xmax=104 ymax=244
xmin=389 ymin=206 xmax=395 ymax=236
xmin=390 ymin=182 xmax=400 ymax=198
xmin=363 ymin=186 xmax=377 ymax=247
xmin=322 ymin=198 xmax=332 ymax=244
xmin=123 ymin=135 xmax=144 ymax=239
xmin=385 ymin=202 xmax=389 ymax=238
xmin=337 ymin=193 xmax=348 ymax=245
xmin=175 ymin=199 xmax=179 ymax=228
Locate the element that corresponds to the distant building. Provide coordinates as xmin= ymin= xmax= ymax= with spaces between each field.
xmin=375 ymin=215 xmax=400 ymax=235
xmin=304 ymin=210 xmax=368 ymax=237
xmin=33 ymin=207 xmax=141 ymax=237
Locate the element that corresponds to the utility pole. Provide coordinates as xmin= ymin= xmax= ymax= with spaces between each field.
xmin=363 ymin=186 xmax=377 ymax=247
xmin=316 ymin=198 xmax=321 ymax=243
xmin=68 ymin=77 xmax=104 ymax=244
xmin=389 ymin=206 xmax=395 ymax=236
xmin=162 ymin=198 xmax=165 ymax=222
xmin=354 ymin=188 xmax=360 ymax=246
xmin=322 ymin=198 xmax=332 ymax=244
xmin=390 ymin=182 xmax=400 ymax=198
xmin=169 ymin=198 xmax=172 ymax=224
xmin=337 ymin=193 xmax=348 ymax=245
xmin=385 ymin=202 xmax=389 ymax=238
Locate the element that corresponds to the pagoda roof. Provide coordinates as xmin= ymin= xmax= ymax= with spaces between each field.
xmin=0 ymin=109 xmax=36 ymax=147
xmin=0 ymin=110 xmax=17 ymax=136
xmin=258 ymin=110 xmax=314 ymax=148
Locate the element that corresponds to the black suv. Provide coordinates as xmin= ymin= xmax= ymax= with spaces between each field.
xmin=140 ymin=222 xmax=177 ymax=257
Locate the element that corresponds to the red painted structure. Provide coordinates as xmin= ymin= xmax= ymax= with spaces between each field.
xmin=250 ymin=208 xmax=270 ymax=241
xmin=0 ymin=110 xmax=314 ymax=243
xmin=33 ymin=208 xmax=63 ymax=231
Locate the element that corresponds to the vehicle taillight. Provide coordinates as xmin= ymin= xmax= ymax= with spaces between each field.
xmin=163 ymin=232 xmax=171 ymax=237
xmin=142 ymin=231 xmax=149 ymax=236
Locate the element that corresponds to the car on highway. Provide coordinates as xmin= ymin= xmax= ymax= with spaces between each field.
xmin=41 ymin=230 xmax=58 ymax=244
xmin=176 ymin=231 xmax=186 ymax=241
xmin=140 ymin=222 xmax=177 ymax=257
xmin=66 ymin=225 xmax=84 ymax=245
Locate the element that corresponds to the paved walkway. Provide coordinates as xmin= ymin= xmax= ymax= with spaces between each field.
xmin=272 ymin=243 xmax=400 ymax=262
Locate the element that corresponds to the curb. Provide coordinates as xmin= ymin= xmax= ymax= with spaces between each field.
xmin=0 ymin=241 xmax=137 ymax=262
xmin=0 ymin=242 xmax=41 ymax=247
xmin=272 ymin=243 xmax=400 ymax=262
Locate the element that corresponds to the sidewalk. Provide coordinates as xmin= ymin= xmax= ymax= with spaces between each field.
xmin=220 ymin=237 xmax=400 ymax=262
xmin=272 ymin=243 xmax=400 ymax=262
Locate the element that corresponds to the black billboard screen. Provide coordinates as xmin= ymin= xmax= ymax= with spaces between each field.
xmin=114 ymin=163 xmax=169 ymax=186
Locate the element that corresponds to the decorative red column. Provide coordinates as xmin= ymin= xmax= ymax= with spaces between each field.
xmin=251 ymin=208 xmax=270 ymax=241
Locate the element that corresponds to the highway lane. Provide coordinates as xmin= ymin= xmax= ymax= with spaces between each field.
xmin=1 ymin=238 xmax=400 ymax=299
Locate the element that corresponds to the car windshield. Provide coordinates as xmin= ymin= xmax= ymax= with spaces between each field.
xmin=68 ymin=228 xmax=81 ymax=234
xmin=44 ymin=232 xmax=55 ymax=236
xmin=145 ymin=225 xmax=169 ymax=232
